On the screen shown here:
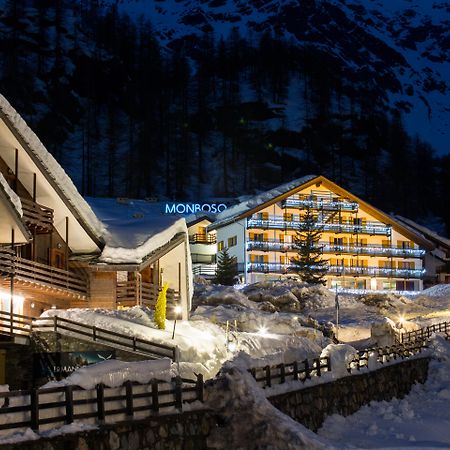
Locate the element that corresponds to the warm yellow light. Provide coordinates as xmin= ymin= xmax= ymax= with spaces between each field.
xmin=0 ymin=291 xmax=24 ymax=306
xmin=257 ymin=326 xmax=268 ymax=336
xmin=174 ymin=305 xmax=182 ymax=315
xmin=227 ymin=342 xmax=237 ymax=352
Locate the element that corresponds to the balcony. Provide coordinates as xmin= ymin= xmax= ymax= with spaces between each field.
xmin=0 ymin=247 xmax=87 ymax=298
xmin=189 ymin=234 xmax=216 ymax=245
xmin=246 ymin=240 xmax=425 ymax=258
xmin=282 ymin=194 xmax=358 ymax=212
xmin=116 ymin=280 xmax=179 ymax=308
xmin=192 ymin=264 xmax=217 ymax=276
xmin=247 ymin=216 xmax=391 ymax=236
xmin=246 ymin=261 xmax=425 ymax=278
xmin=20 ymin=197 xmax=54 ymax=232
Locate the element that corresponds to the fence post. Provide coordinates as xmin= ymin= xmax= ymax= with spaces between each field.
xmin=265 ymin=366 xmax=271 ymax=387
xmin=30 ymin=388 xmax=39 ymax=431
xmin=92 ymin=326 xmax=96 ymax=341
xmin=175 ymin=376 xmax=182 ymax=410
xmin=303 ymin=359 xmax=310 ymax=380
xmin=293 ymin=361 xmax=298 ymax=381
xmin=65 ymin=385 xmax=74 ymax=424
xmin=196 ymin=373 xmax=204 ymax=402
xmin=125 ymin=381 xmax=133 ymax=418
xmin=132 ymin=337 xmax=137 ymax=352
xmin=315 ymin=358 xmax=321 ymax=377
xmin=151 ymin=380 xmax=159 ymax=413
xmin=96 ymin=383 xmax=105 ymax=424
xmin=53 ymin=316 xmax=57 ymax=333
xmin=279 ymin=364 xmax=285 ymax=384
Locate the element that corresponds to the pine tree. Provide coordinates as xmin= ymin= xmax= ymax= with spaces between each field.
xmin=154 ymin=283 xmax=169 ymax=330
xmin=290 ymin=206 xmax=328 ymax=285
xmin=214 ymin=248 xmax=238 ymax=286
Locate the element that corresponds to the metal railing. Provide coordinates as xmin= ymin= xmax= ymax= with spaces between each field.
xmin=192 ymin=264 xmax=217 ymax=276
xmin=246 ymin=240 xmax=424 ymax=258
xmin=247 ymin=216 xmax=391 ymax=236
xmin=189 ymin=234 xmax=216 ymax=244
xmin=0 ymin=248 xmax=87 ymax=297
xmin=246 ymin=262 xmax=425 ymax=278
xmin=282 ymin=196 xmax=358 ymax=212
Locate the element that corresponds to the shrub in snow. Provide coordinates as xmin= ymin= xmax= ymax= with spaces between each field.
xmin=371 ymin=317 xmax=398 ymax=347
xmin=154 ymin=283 xmax=169 ymax=329
xmin=320 ymin=344 xmax=358 ymax=378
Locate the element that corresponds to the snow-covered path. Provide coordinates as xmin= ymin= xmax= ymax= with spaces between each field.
xmin=318 ymin=337 xmax=450 ymax=449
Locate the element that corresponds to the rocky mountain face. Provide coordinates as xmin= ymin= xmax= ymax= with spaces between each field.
xmin=0 ymin=0 xmax=449 ymax=232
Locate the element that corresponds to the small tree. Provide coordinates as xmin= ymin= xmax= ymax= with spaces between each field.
xmin=215 ymin=248 xmax=238 ymax=285
xmin=290 ymin=206 xmax=328 ymax=285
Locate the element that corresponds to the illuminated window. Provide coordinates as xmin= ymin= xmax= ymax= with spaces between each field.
xmin=218 ymin=241 xmax=224 ymax=251
xmin=228 ymin=236 xmax=237 ymax=247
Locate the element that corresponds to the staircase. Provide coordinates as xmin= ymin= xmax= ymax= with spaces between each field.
xmin=0 ymin=310 xmax=178 ymax=361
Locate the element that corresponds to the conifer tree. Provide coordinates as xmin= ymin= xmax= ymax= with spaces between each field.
xmin=214 ymin=248 xmax=238 ymax=286
xmin=290 ymin=206 xmax=328 ymax=285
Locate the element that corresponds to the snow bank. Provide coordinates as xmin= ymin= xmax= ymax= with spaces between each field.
xmin=320 ymin=344 xmax=357 ymax=378
xmin=206 ymin=365 xmax=330 ymax=449
xmin=0 ymin=173 xmax=22 ymax=216
xmin=421 ymin=284 xmax=450 ymax=299
xmin=42 ymin=359 xmax=173 ymax=390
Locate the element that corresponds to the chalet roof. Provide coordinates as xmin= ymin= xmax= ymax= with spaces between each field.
xmin=394 ymin=216 xmax=450 ymax=250
xmin=85 ymin=198 xmax=189 ymax=265
xmin=207 ymin=175 xmax=433 ymax=249
xmin=0 ymin=95 xmax=104 ymax=251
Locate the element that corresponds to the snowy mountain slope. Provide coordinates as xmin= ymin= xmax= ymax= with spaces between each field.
xmin=113 ymin=0 xmax=449 ymax=154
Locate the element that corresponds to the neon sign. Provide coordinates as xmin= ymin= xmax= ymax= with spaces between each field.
xmin=164 ymin=203 xmax=227 ymax=214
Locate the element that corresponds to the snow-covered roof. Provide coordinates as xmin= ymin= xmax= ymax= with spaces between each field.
xmin=208 ymin=175 xmax=319 ymax=229
xmin=86 ymin=197 xmax=189 ymax=264
xmin=395 ymin=216 xmax=450 ymax=250
xmin=0 ymin=172 xmax=22 ymax=217
xmin=0 ymin=94 xmax=105 ymax=248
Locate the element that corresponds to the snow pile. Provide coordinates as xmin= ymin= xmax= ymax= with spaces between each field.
xmin=0 ymin=173 xmax=22 ymax=216
xmin=370 ymin=317 xmax=399 ymax=347
xmin=318 ymin=336 xmax=450 ymax=448
xmin=420 ymin=284 xmax=450 ymax=299
xmin=206 ymin=365 xmax=330 ymax=449
xmin=194 ymin=284 xmax=258 ymax=309
xmin=0 ymin=94 xmax=104 ymax=239
xmin=42 ymin=359 xmax=173 ymax=390
xmin=320 ymin=344 xmax=357 ymax=378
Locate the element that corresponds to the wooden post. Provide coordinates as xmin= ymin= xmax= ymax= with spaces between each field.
xmin=65 ymin=217 xmax=69 ymax=272
xmin=315 ymin=358 xmax=321 ymax=377
xmin=10 ymin=229 xmax=15 ymax=336
xmin=14 ymin=148 xmax=18 ymax=192
xmin=30 ymin=388 xmax=39 ymax=431
xmin=151 ymin=381 xmax=159 ymax=412
xmin=304 ymin=359 xmax=310 ymax=380
xmin=265 ymin=366 xmax=271 ymax=387
xmin=279 ymin=364 xmax=285 ymax=384
xmin=175 ymin=376 xmax=182 ymax=410
xmin=96 ymin=383 xmax=105 ymax=423
xmin=65 ymin=385 xmax=74 ymax=424
xmin=125 ymin=381 xmax=133 ymax=418
xmin=196 ymin=374 xmax=204 ymax=402
xmin=92 ymin=326 xmax=97 ymax=341
xmin=293 ymin=361 xmax=298 ymax=381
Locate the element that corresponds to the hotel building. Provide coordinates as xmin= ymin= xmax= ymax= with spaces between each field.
xmin=206 ymin=175 xmax=432 ymax=292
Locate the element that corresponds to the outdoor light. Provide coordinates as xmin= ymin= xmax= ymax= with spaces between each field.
xmin=398 ymin=315 xmax=405 ymax=327
xmin=258 ymin=326 xmax=268 ymax=336
xmin=227 ymin=341 xmax=237 ymax=352
xmin=30 ymin=302 xmax=35 ymax=309
xmin=172 ymin=305 xmax=182 ymax=339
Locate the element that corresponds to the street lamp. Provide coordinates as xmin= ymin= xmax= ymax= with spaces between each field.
xmin=172 ymin=305 xmax=182 ymax=339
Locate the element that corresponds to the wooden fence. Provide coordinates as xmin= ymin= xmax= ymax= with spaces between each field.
xmin=248 ymin=357 xmax=331 ymax=388
xmin=0 ymin=375 xmax=204 ymax=433
xmin=400 ymin=321 xmax=450 ymax=344
xmin=0 ymin=311 xmax=178 ymax=361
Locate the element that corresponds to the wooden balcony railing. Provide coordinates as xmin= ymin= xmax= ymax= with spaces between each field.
xmin=19 ymin=197 xmax=53 ymax=231
xmin=116 ymin=281 xmax=179 ymax=308
xmin=0 ymin=248 xmax=87 ymax=297
xmin=189 ymin=234 xmax=216 ymax=244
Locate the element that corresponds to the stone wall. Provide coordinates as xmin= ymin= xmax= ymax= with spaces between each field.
xmin=268 ymin=357 xmax=430 ymax=431
xmin=0 ymin=410 xmax=216 ymax=450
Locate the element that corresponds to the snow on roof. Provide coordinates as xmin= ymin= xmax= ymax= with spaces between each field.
xmin=0 ymin=172 xmax=22 ymax=217
xmin=395 ymin=216 xmax=450 ymax=250
xmin=86 ymin=197 xmax=189 ymax=264
xmin=0 ymin=94 xmax=105 ymax=242
xmin=209 ymin=175 xmax=318 ymax=229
